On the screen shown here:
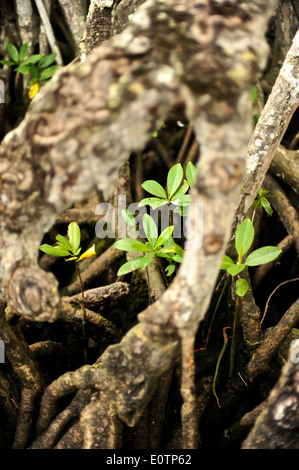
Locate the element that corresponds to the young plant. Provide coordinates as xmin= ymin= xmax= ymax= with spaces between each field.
xmin=252 ymin=187 xmax=277 ymax=217
xmin=0 ymin=41 xmax=58 ymax=99
xmin=220 ymin=218 xmax=282 ymax=296
xmin=114 ymin=210 xmax=183 ymax=278
xmin=138 ymin=162 xmax=196 ymax=215
xmin=39 ymin=222 xmax=96 ymax=360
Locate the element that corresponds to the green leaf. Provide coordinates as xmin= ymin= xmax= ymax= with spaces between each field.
xmin=122 ymin=209 xmax=136 ymax=227
xmin=56 ymin=234 xmax=73 ymax=252
xmin=235 ymin=218 xmax=254 ymax=258
xmin=39 ymin=65 xmax=59 ymax=81
xmin=250 ymin=86 xmax=257 ymax=104
xmin=39 ymin=53 xmax=57 ymax=69
xmin=114 ymin=238 xmax=151 ymax=253
xmin=117 ymin=254 xmax=155 ymax=275
xmin=28 ymin=77 xmax=38 ymax=86
xmin=236 ymin=278 xmax=249 ymax=297
xmin=171 ymin=180 xmax=189 ymax=199
xmin=19 ymin=43 xmax=28 ymax=62
xmin=23 ymin=54 xmax=43 ymax=65
xmin=172 ymin=194 xmax=192 ymax=206
xmin=260 ymin=197 xmax=273 ymax=216
xmin=227 ymin=264 xmax=245 ymax=276
xmin=15 ymin=64 xmax=30 ymax=74
xmin=39 ymin=244 xmax=71 ymax=257
xmin=159 ymin=241 xmax=183 ymax=258
xmin=167 ymin=163 xmax=183 ymax=198
xmin=165 ymin=264 xmax=176 ymax=276
xmin=143 ymin=214 xmax=158 ymax=246
xmin=245 ymin=246 xmax=282 ymax=267
xmin=0 ymin=59 xmax=16 ymax=66
xmin=68 ymin=222 xmax=81 ymax=252
xmin=141 ymin=180 xmax=167 ymax=199
xmin=220 ymin=255 xmax=234 ymax=270
xmin=252 ymin=114 xmax=259 ymax=125
xmin=138 ymin=198 xmax=168 ymax=210
xmin=6 ymin=42 xmax=19 ymax=63
xmin=155 ymin=226 xmax=174 ymax=249
xmin=26 ymin=64 xmax=39 ymax=78
xmin=172 ymin=254 xmax=183 ymax=263
xmin=186 ymin=161 xmax=197 ymax=188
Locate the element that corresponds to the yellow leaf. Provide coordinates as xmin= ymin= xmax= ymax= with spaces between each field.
xmin=78 ymin=244 xmax=96 ymax=261
xmin=28 ymin=82 xmax=39 ymax=99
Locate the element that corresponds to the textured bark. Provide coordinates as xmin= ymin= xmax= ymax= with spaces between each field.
xmin=235 ymin=28 xmax=299 ymax=224
xmin=243 ymin=340 xmax=299 ymax=449
xmin=0 ymin=0 xmax=277 ymax=448
xmin=270 ymin=145 xmax=299 ymax=195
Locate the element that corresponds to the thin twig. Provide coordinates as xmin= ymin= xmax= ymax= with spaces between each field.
xmin=260 ymin=277 xmax=299 ymax=326
xmin=34 ymin=0 xmax=63 ymax=65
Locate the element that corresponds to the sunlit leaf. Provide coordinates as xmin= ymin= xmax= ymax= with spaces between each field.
xmin=39 ymin=244 xmax=70 ymax=257
xmin=155 ymin=226 xmax=174 ymax=249
xmin=78 ymin=244 xmax=96 ymax=261
xmin=114 ymin=238 xmax=151 ymax=253
xmin=236 ymin=278 xmax=249 ymax=297
xmin=143 ymin=214 xmax=158 ymax=246
xmin=186 ymin=161 xmax=197 ymax=188
xmin=165 ymin=264 xmax=176 ymax=276
xmin=227 ymin=264 xmax=245 ymax=276
xmin=117 ymin=253 xmax=155 ymax=275
xmin=167 ymin=163 xmax=183 ymax=198
xmin=141 ymin=180 xmax=167 ymax=199
xmin=56 ymin=234 xmax=73 ymax=252
xmin=245 ymin=246 xmax=282 ymax=267
xmin=220 ymin=255 xmax=234 ymax=270
xmin=235 ymin=218 xmax=254 ymax=258
xmin=68 ymin=222 xmax=81 ymax=252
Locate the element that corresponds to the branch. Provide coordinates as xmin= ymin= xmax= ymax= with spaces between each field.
xmin=235 ymin=29 xmax=299 ymax=225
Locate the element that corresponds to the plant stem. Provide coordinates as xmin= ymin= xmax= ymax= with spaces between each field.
xmin=75 ymin=260 xmax=88 ymax=362
xmin=204 ymin=276 xmax=229 ymax=349
xmin=229 ymin=295 xmax=239 ymax=379
xmin=213 ymin=327 xmax=230 ymax=408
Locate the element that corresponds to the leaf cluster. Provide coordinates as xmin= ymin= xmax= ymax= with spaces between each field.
xmin=39 ymin=222 xmax=96 ymax=262
xmin=0 ymin=42 xmax=58 ymax=98
xmin=114 ymin=211 xmax=183 ymax=276
xmin=253 ymin=188 xmax=277 ymax=216
xmin=221 ymin=218 xmax=281 ymax=296
xmin=139 ymin=162 xmax=196 ymax=215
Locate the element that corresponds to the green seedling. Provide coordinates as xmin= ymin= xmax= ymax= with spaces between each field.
xmin=0 ymin=41 xmax=58 ymax=98
xmin=114 ymin=210 xmax=183 ymax=278
xmin=138 ymin=162 xmax=196 ymax=215
xmin=220 ymin=218 xmax=282 ymax=296
xmin=39 ymin=222 xmax=96 ymax=361
xmin=252 ymin=187 xmax=278 ymax=217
